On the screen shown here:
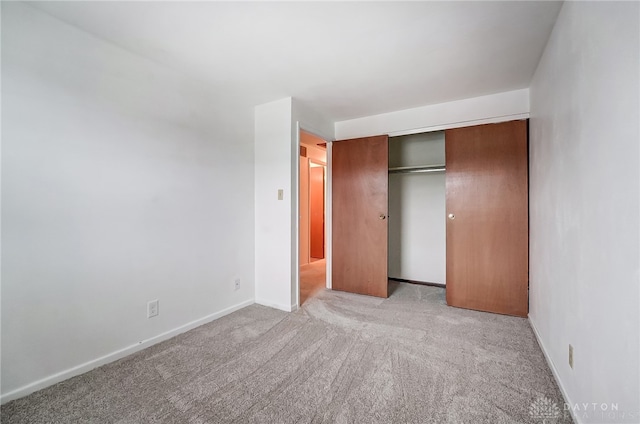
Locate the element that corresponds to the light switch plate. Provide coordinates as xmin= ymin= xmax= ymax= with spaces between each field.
xmin=278 ymin=189 xmax=284 ymax=200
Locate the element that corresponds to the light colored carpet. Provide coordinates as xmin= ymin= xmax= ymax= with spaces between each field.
xmin=1 ymin=283 xmax=571 ymax=423
xmin=300 ymin=259 xmax=326 ymax=306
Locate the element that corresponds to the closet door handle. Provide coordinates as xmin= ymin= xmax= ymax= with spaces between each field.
xmin=448 ymin=213 xmax=455 ymax=220
xmin=379 ymin=214 xmax=386 ymax=220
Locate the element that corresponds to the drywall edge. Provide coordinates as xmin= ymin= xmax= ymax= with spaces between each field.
xmin=0 ymin=298 xmax=255 ymax=404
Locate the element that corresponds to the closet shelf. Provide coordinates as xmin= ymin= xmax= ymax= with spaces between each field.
xmin=388 ymin=165 xmax=445 ymax=174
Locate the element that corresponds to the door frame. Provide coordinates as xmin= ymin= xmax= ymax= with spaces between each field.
xmin=295 ymin=123 xmax=333 ymax=309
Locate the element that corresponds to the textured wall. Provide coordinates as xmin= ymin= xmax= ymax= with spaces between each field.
xmin=2 ymin=2 xmax=255 ymax=399
xmin=529 ymin=2 xmax=639 ymax=422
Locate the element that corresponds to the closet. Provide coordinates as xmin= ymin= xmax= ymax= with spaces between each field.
xmin=388 ymin=132 xmax=446 ymax=286
xmin=332 ymin=120 xmax=529 ymax=317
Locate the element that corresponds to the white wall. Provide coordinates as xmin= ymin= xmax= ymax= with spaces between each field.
xmin=254 ymin=99 xmax=333 ymax=311
xmin=254 ymin=98 xmax=294 ymax=312
xmin=335 ymin=88 xmax=530 ymax=139
xmin=529 ymin=2 xmax=639 ymax=423
xmin=1 ymin=2 xmax=255 ymax=401
xmin=388 ymin=132 xmax=445 ymax=284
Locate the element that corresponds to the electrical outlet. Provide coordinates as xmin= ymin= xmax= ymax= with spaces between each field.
xmin=147 ymin=300 xmax=159 ymax=318
xmin=569 ymin=344 xmax=574 ymax=369
xmin=234 ymin=278 xmax=241 ymax=291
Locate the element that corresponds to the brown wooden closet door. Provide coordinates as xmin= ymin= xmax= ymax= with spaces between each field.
xmin=332 ymin=135 xmax=388 ymax=298
xmin=445 ymin=120 xmax=528 ymax=317
xmin=309 ymin=166 xmax=325 ymax=259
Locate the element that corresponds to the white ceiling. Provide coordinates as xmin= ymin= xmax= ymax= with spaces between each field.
xmin=29 ymin=1 xmax=562 ymax=122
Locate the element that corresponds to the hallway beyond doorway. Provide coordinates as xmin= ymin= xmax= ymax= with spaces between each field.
xmin=300 ymin=259 xmax=325 ymax=305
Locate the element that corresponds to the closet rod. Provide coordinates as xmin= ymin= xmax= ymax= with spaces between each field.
xmin=388 ymin=165 xmax=445 ymax=174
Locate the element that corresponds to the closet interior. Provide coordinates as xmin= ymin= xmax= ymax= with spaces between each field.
xmin=388 ymin=131 xmax=446 ymax=287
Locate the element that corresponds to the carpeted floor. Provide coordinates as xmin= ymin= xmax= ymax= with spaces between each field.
xmin=300 ymin=259 xmax=326 ymax=306
xmin=1 ymin=283 xmax=571 ymax=423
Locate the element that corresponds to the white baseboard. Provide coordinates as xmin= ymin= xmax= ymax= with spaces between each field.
xmin=255 ymin=298 xmax=296 ymax=312
xmin=528 ymin=315 xmax=579 ymax=424
xmin=0 ymin=298 xmax=254 ymax=404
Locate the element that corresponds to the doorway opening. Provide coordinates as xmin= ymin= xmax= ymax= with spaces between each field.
xmin=299 ymin=130 xmax=327 ymax=306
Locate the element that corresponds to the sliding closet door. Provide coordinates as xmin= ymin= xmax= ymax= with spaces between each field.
xmin=332 ymin=135 xmax=389 ymax=298
xmin=445 ymin=120 xmax=528 ymax=316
